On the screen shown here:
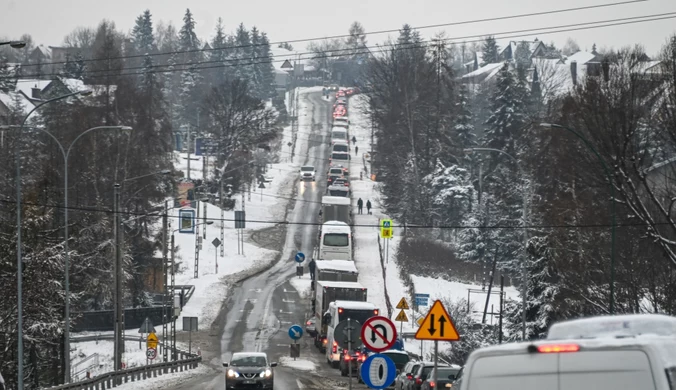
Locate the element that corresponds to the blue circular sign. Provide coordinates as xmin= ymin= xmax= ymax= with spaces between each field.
xmin=294 ymin=252 xmax=305 ymax=263
xmin=288 ymin=324 xmax=303 ymax=340
xmin=360 ymin=354 xmax=397 ymax=389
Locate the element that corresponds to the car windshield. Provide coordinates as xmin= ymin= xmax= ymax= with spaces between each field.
xmin=323 ymin=233 xmax=349 ymax=246
xmin=382 ymin=352 xmax=410 ymax=365
xmin=330 ymin=169 xmax=344 ymax=175
xmin=333 ymin=144 xmax=349 ymax=152
xmin=332 ymin=153 xmax=349 ymax=160
xmin=301 ymin=166 xmax=314 ymax=171
xmin=332 ymin=132 xmax=347 ymax=139
xmin=338 ymin=308 xmax=376 ymax=324
xmin=230 ymin=355 xmax=267 ymax=367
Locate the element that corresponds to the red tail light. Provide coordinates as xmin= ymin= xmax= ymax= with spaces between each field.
xmin=416 ymin=378 xmax=422 ymax=385
xmin=332 ymin=341 xmax=338 ymax=353
xmin=406 ymin=374 xmax=413 ymax=380
xmin=374 ymin=310 xmax=379 ymax=315
xmin=430 ymin=381 xmax=435 ymax=387
xmin=322 ymin=338 xmax=328 ymax=345
xmin=344 ymin=354 xmax=351 ymax=361
xmin=338 ymin=308 xmax=343 ymax=313
xmin=306 ymin=321 xmax=311 ymax=325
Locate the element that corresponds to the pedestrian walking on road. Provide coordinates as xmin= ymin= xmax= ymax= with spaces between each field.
xmin=366 ymin=200 xmax=372 ymax=215
xmin=352 ymin=136 xmax=357 ymax=144
xmin=309 ymin=258 xmax=317 ymax=281
xmin=357 ymin=198 xmax=364 ymax=214
xmin=355 ymin=146 xmax=359 ymax=156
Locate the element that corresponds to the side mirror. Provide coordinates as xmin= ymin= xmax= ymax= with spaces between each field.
xmin=270 ymin=362 xmax=278 ymax=367
xmin=222 ymin=362 xmax=229 ymax=367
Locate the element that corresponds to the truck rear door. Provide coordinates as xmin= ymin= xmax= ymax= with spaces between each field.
xmin=558 ymin=349 xmax=657 ymax=390
xmin=467 ymin=352 xmax=558 ymax=390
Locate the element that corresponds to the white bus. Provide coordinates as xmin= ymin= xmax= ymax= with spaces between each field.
xmin=319 ymin=221 xmax=352 ymax=261
xmin=325 ymin=300 xmax=379 ymax=367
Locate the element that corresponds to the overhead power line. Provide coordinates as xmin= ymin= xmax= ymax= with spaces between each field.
xmin=9 ymin=12 xmax=676 ymax=81
xmin=15 ymin=0 xmax=648 ymax=69
xmin=0 ymin=198 xmax=670 ymax=230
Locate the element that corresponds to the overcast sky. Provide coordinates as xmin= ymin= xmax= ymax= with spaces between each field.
xmin=1 ymin=0 xmax=675 ymax=55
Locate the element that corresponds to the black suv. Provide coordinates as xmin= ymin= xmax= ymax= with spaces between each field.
xmin=223 ymin=352 xmax=277 ymax=389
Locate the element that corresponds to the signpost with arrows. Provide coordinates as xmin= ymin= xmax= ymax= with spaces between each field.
xmin=415 ymin=300 xmax=461 ymax=387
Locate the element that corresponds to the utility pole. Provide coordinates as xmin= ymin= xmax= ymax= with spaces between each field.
xmin=220 ymin=180 xmax=224 ymax=258
xmin=195 ymin=200 xmax=200 ymax=279
xmin=162 ymin=200 xmax=168 ymax=362
xmin=241 ymin=186 xmax=246 ymax=255
xmin=171 ymin=233 xmax=176 ymax=361
xmin=113 ymin=184 xmax=123 ymax=382
xmin=186 ymin=126 xmax=191 ymax=181
xmin=203 ymin=198 xmax=207 ymax=240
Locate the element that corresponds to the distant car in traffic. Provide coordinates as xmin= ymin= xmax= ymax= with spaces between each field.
xmin=340 ymin=347 xmax=367 ymax=376
xmin=299 ymin=165 xmax=316 ymax=181
xmin=305 ymin=316 xmax=317 ymax=337
xmin=420 ymin=366 xmax=462 ymax=390
xmin=223 ymin=352 xmax=277 ymax=390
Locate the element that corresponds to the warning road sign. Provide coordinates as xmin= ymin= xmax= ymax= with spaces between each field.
xmin=395 ymin=310 xmax=409 ymax=322
xmin=415 ymin=300 xmax=460 ymax=341
xmin=417 ymin=317 xmax=424 ymax=326
xmin=146 ymin=332 xmax=158 ymax=349
xmin=361 ymin=316 xmax=397 ymax=353
xmin=396 ymin=297 xmax=409 ymax=310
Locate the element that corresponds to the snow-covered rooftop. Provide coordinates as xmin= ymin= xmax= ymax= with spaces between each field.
xmin=318 ymin=281 xmax=365 ymax=289
xmin=547 ymin=314 xmax=676 ymax=340
xmin=315 ymin=260 xmax=358 ymax=273
xmin=15 ymin=79 xmax=53 ymax=98
xmin=461 ymin=62 xmax=504 ymax=83
xmin=560 ymin=50 xmax=598 ymax=65
xmin=322 ymin=196 xmax=351 ymax=206
xmin=331 ymin=300 xmax=377 ymax=310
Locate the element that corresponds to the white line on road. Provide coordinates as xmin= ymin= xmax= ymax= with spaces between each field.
xmin=282 ymin=299 xmax=295 ymax=303
xmin=283 ymin=288 xmax=298 ymax=293
xmin=296 ymin=379 xmax=305 ymax=389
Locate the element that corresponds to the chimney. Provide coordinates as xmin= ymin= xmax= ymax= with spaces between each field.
xmin=602 ymin=60 xmax=610 ymax=82
xmin=570 ymin=61 xmax=577 ymax=85
xmin=31 ymin=85 xmax=41 ymax=99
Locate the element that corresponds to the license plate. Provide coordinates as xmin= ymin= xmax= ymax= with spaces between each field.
xmin=243 ymin=380 xmax=255 ymax=384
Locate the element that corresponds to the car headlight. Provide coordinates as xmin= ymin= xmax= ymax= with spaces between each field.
xmin=259 ymin=369 xmax=272 ymax=378
xmin=227 ymin=369 xmax=239 ymax=378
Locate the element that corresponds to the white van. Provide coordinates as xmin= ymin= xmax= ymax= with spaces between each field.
xmin=331 ymin=128 xmax=348 ymax=143
xmin=459 ymin=314 xmax=676 ymax=390
xmin=333 ymin=117 xmax=349 ymax=128
xmin=319 ymin=221 xmax=352 ymax=261
xmin=326 ymin=300 xmax=379 ymax=366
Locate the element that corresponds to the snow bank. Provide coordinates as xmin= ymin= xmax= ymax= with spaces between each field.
xmin=279 ymin=356 xmax=317 ymax=371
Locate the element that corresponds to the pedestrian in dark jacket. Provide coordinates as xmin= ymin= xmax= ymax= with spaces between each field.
xmin=357 ymin=198 xmax=364 ymax=214
xmin=352 ymin=136 xmax=357 ymax=144
xmin=309 ymin=259 xmax=317 ymax=280
xmin=366 ymin=200 xmax=372 ymax=215
xmin=355 ymin=146 xmax=359 ymax=156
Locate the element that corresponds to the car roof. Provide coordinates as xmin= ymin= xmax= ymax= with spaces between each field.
xmin=232 ymin=352 xmax=267 ymax=358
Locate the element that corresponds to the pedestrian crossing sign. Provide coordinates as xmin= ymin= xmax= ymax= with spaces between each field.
xmin=380 ymin=219 xmax=393 ymax=239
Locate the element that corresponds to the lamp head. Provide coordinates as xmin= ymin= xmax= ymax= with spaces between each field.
xmin=9 ymin=41 xmax=26 ymax=49
xmin=78 ymin=90 xmax=93 ymax=97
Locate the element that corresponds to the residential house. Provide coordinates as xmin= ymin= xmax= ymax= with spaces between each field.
xmin=500 ymin=39 xmax=548 ymax=61
xmin=48 ymin=46 xmax=81 ymax=64
xmin=0 ymin=90 xmax=35 ymax=124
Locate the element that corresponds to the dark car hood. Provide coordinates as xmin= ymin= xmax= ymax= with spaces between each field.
xmin=230 ymin=366 xmax=267 ymax=374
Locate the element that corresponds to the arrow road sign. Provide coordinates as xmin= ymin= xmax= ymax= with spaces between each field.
xmin=415 ymin=300 xmax=460 ymax=341
xmin=361 ymin=316 xmax=397 ymax=353
xmin=396 ymin=297 xmax=409 ymax=310
xmin=288 ymin=324 xmax=303 ymax=340
xmin=294 ymin=252 xmax=305 ymax=263
xmin=360 ymin=353 xmax=397 ymax=389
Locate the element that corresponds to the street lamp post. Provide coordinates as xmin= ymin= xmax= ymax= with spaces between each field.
xmin=170 ymin=221 xmax=212 ymax=360
xmin=465 ymin=147 xmax=529 ymax=340
xmin=8 ymin=89 xmax=90 ymax=388
xmin=540 ymin=123 xmax=617 ymax=314
xmin=0 ymin=41 xmax=26 ymax=48
xmin=112 ymin=169 xmax=171 ymax=376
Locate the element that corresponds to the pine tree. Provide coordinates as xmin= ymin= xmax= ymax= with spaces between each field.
xmin=514 ymin=41 xmax=532 ymax=70
xmin=179 ymin=8 xmax=200 ymax=63
xmin=259 ymin=32 xmax=276 ymax=98
xmin=481 ymin=36 xmax=500 ymax=65
xmin=209 ymin=17 xmax=229 ymax=85
xmin=62 ymin=52 xmax=86 ymax=79
xmin=505 ymin=236 xmax=559 ymax=341
xmin=250 ymin=26 xmax=263 ymax=98
xmin=345 ymin=21 xmax=367 ymax=56
xmin=179 ymin=64 xmax=202 ymax=129
xmin=233 ymin=23 xmax=252 ymax=81
xmin=454 ymin=84 xmax=477 ymax=150
xmin=132 ymin=9 xmax=155 ymax=55
xmin=0 ymin=53 xmax=17 ymax=93
xmin=483 ymin=63 xmax=526 ymax=155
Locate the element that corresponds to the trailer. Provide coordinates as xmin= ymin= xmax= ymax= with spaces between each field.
xmin=315 ymin=260 xmax=359 ymax=282
xmin=313 ymin=281 xmax=367 ymax=351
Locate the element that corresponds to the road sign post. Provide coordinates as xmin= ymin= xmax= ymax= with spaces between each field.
xmin=288 ymin=324 xmax=303 ymax=361
xmin=182 ymin=316 xmax=198 ymax=354
xmin=258 ymin=181 xmax=265 ymax=201
xmin=212 ymin=238 xmax=221 ymax=274
xmin=360 ymin=353 xmax=397 ymax=389
xmin=347 ymin=318 xmax=354 ymax=390
xmin=415 ymin=300 xmax=461 ymax=387
xmin=361 ymin=316 xmax=397 ymax=353
xmin=380 ymin=219 xmax=393 ymax=239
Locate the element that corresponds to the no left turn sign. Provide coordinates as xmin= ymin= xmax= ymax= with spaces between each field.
xmin=361 ymin=316 xmax=397 ymax=353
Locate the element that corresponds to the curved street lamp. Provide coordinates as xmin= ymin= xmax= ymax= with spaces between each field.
xmin=540 ymin=122 xmax=617 ymax=314
xmin=0 ymin=40 xmax=27 ymax=48
xmin=10 ymin=89 xmax=91 ymax=388
xmin=464 ymin=147 xmax=529 ymax=341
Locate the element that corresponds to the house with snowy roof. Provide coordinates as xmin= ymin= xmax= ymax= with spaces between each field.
xmin=0 ymin=90 xmax=36 ymax=123
xmin=499 ymin=40 xmax=548 ymax=61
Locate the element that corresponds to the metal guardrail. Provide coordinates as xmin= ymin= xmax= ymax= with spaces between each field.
xmin=43 ymin=354 xmax=201 ymax=390
xmin=52 ymin=336 xmax=200 ymax=389
xmin=71 ymin=353 xmax=99 ymax=380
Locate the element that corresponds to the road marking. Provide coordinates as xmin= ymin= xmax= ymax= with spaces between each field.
xmin=296 ymin=379 xmax=305 ymax=389
xmin=283 ymin=299 xmax=295 ymax=303
xmin=249 ymin=288 xmax=262 ymax=293
xmin=247 ymin=298 xmax=258 ymax=303
xmin=283 ymin=288 xmax=298 ymax=294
